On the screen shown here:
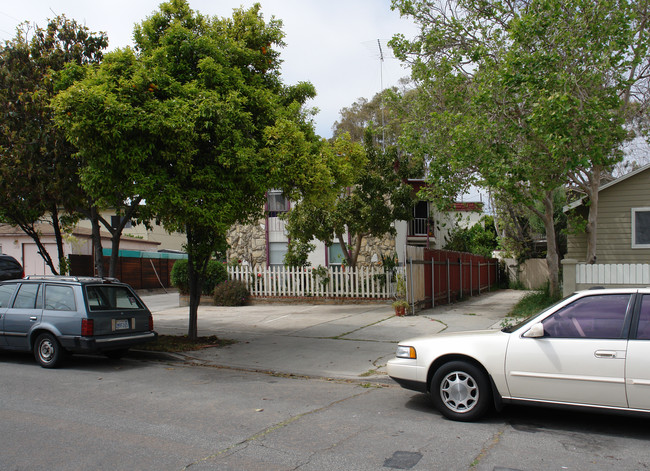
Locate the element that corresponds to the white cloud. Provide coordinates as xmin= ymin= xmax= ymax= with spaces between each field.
xmin=1 ymin=1 xmax=417 ymax=137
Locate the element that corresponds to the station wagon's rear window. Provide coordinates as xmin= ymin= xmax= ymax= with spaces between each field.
xmin=86 ymin=285 xmax=143 ymax=311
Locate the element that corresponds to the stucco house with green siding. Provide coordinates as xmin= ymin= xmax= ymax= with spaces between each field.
xmin=564 ymin=163 xmax=650 ymax=264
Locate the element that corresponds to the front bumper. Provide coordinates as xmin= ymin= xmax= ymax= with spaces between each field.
xmin=386 ymin=358 xmax=428 ymax=393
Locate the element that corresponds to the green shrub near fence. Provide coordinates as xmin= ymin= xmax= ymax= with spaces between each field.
xmin=213 ymin=279 xmax=251 ymax=306
xmin=171 ymin=259 xmax=228 ymax=295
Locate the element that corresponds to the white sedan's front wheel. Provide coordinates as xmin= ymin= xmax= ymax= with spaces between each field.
xmin=431 ymin=361 xmax=491 ymax=421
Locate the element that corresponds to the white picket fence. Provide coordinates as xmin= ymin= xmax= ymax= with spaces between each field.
xmin=576 ymin=263 xmax=650 ymax=285
xmin=228 ymin=265 xmax=397 ymax=299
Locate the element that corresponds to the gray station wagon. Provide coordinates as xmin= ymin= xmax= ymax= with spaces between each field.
xmin=0 ymin=276 xmax=157 ymax=368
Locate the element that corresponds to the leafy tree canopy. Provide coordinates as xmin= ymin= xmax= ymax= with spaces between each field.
xmin=390 ymin=0 xmax=650 ymax=295
xmin=0 ymin=16 xmax=107 ymax=274
xmin=443 ymin=216 xmax=498 ymax=259
xmin=286 ymin=131 xmax=414 ymax=267
xmin=54 ymin=0 xmax=325 ymax=338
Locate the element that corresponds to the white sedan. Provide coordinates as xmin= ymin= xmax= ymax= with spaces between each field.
xmin=387 ymin=288 xmax=650 ymax=421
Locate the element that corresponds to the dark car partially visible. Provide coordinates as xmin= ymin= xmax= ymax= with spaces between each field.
xmin=0 ymin=255 xmax=23 ymax=281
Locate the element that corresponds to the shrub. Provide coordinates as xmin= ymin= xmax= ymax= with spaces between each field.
xmin=204 ymin=260 xmax=228 ymax=294
xmin=171 ymin=259 xmax=228 ymax=295
xmin=170 ymin=260 xmax=190 ymax=294
xmin=213 ymin=279 xmax=251 ymax=306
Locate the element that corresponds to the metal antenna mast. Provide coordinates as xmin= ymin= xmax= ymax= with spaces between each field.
xmin=377 ymin=39 xmax=386 ymax=149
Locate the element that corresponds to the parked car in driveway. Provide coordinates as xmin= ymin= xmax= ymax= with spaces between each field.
xmin=0 ymin=255 xmax=23 ymax=281
xmin=0 ymin=276 xmax=157 ymax=368
xmin=387 ymin=288 xmax=650 ymax=421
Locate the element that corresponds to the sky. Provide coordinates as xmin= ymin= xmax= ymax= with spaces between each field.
xmin=0 ymin=0 xmax=419 ymax=139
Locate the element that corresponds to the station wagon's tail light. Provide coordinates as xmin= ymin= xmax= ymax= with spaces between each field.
xmin=149 ymin=314 xmax=154 ymax=331
xmin=81 ymin=318 xmax=94 ymax=336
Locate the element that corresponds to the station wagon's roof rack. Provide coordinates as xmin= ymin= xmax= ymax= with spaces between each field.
xmin=22 ymin=275 xmax=121 ymax=283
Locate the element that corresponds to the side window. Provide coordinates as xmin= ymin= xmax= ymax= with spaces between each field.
xmin=637 ymin=295 xmax=650 ymax=340
xmin=542 ymin=294 xmax=630 ymax=339
xmin=12 ymin=283 xmax=41 ymax=309
xmin=44 ymin=285 xmax=76 ymax=311
xmin=0 ymin=283 xmax=16 ymax=308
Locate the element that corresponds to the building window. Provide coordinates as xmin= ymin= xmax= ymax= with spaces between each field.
xmin=328 ymin=243 xmax=345 ymax=266
xmin=267 ymin=190 xmax=289 ymax=217
xmin=111 ymin=215 xmax=133 ymax=229
xmin=632 ymin=208 xmax=650 ymax=248
xmin=268 ymin=242 xmax=288 ymax=267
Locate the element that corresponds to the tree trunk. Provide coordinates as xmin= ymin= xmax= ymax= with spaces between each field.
xmin=186 ymin=225 xmax=200 ymax=340
xmin=585 ymin=166 xmax=601 ymax=264
xmin=90 ymin=206 xmax=104 ymax=278
xmin=541 ymin=191 xmax=560 ymax=298
xmin=98 ymin=198 xmax=142 ymax=278
xmin=18 ymin=222 xmax=59 ymax=275
xmin=50 ymin=206 xmax=68 ymax=275
xmin=336 ymin=231 xmax=362 ymax=268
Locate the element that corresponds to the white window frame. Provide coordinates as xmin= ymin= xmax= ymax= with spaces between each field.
xmin=631 ymin=207 xmax=650 ymax=248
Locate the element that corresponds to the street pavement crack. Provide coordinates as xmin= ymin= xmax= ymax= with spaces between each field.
xmin=180 ymin=388 xmax=374 ymax=470
xmin=292 ymin=425 xmax=372 ymax=470
xmin=468 ymin=425 xmax=506 ymax=469
xmin=430 ymin=318 xmax=448 ymax=332
xmin=332 ymin=315 xmax=395 ymax=339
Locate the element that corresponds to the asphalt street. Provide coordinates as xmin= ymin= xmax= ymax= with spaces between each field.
xmin=3 ymin=290 xmax=650 ymax=471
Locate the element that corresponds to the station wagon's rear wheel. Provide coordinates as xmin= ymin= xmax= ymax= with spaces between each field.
xmin=34 ymin=333 xmax=65 ymax=368
xmin=430 ymin=361 xmax=491 ymax=421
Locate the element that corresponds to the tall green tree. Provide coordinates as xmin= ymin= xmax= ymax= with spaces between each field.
xmin=54 ymin=47 xmax=180 ymax=278
xmin=332 ymin=80 xmax=417 ymax=148
xmin=286 ymin=132 xmax=414 ymax=268
xmin=391 ymin=0 xmax=650 ymax=296
xmin=0 ymin=16 xmax=107 ymax=274
xmin=55 ymin=0 xmax=324 ymax=339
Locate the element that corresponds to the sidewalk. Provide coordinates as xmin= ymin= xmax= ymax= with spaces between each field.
xmin=146 ymin=289 xmax=527 ymax=382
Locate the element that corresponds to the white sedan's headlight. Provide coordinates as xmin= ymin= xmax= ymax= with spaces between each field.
xmin=396 ymin=345 xmax=417 ymax=359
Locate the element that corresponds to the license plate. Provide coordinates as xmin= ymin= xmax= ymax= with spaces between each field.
xmin=115 ymin=319 xmax=130 ymax=330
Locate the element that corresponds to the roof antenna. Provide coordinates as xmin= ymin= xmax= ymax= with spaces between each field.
xmin=377 ymin=39 xmax=385 ymax=149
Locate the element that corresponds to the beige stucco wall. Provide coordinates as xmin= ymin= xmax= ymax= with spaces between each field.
xmin=76 ymin=210 xmax=186 ymax=252
xmin=0 ymin=226 xmax=159 ymax=276
xmin=504 ymin=258 xmax=549 ymax=290
xmin=566 ymin=169 xmax=650 ymax=264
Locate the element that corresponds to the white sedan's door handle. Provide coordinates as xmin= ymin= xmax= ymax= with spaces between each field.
xmin=594 ymin=350 xmax=619 ymax=359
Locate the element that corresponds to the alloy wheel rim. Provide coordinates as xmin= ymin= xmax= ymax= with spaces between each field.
xmin=440 ymin=371 xmax=479 ymax=413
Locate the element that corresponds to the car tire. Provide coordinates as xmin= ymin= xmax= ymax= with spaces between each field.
xmin=430 ymin=360 xmax=492 ymax=421
xmin=34 ymin=333 xmax=65 ymax=368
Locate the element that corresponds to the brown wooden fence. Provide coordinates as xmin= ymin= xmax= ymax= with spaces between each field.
xmin=406 ymin=248 xmax=501 ymax=311
xmin=69 ymin=254 xmax=179 ymax=290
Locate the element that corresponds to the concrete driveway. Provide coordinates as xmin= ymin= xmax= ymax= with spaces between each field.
xmin=145 ymin=289 xmax=527 ymax=381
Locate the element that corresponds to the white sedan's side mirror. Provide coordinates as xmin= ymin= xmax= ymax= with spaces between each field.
xmin=523 ymin=322 xmax=544 ymax=338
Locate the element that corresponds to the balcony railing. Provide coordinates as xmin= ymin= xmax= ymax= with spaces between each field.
xmin=408 ymin=218 xmax=431 ymax=237
xmin=267 ymin=216 xmax=287 ymax=234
